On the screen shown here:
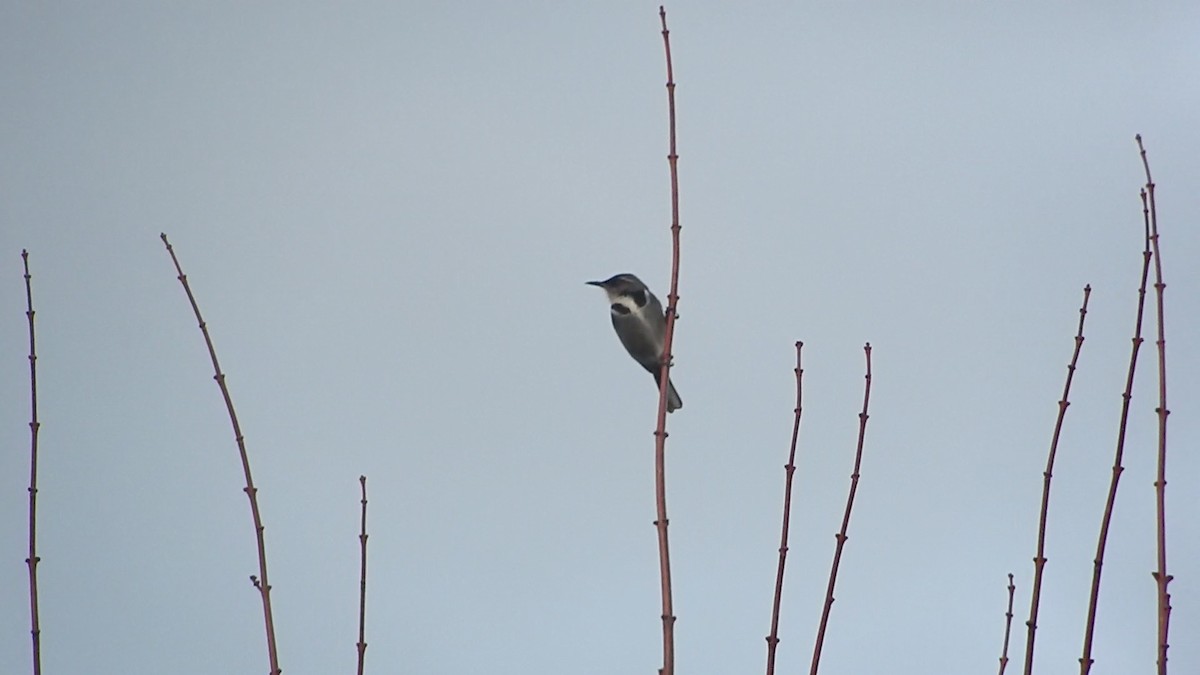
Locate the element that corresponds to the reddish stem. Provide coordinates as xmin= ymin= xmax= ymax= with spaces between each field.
xmin=1136 ymin=134 xmax=1172 ymax=675
xmin=1078 ymin=183 xmax=1153 ymax=675
xmin=1022 ymin=286 xmax=1092 ymax=675
xmin=160 ymin=234 xmax=282 ymax=675
xmin=652 ymin=7 xmax=682 ymax=675
xmin=22 ymin=250 xmax=43 ymax=675
xmin=356 ymin=476 xmax=369 ymax=675
xmin=809 ymin=344 xmax=873 ymax=675
xmin=999 ymin=573 xmax=1015 ymax=675
xmin=765 ymin=342 xmax=805 ymax=675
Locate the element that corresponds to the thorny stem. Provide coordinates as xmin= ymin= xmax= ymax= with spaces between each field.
xmin=652 ymin=6 xmax=681 ymax=675
xmin=356 ymin=476 xmax=369 ymax=675
xmin=1137 ymin=134 xmax=1172 ymax=675
xmin=160 ymin=234 xmax=282 ymax=675
xmin=999 ymin=573 xmax=1016 ymax=675
xmin=1023 ymin=285 xmax=1091 ymax=675
xmin=765 ymin=342 xmax=805 ymax=675
xmin=809 ymin=344 xmax=873 ymax=675
xmin=1078 ymin=184 xmax=1153 ymax=675
xmin=22 ymin=250 xmax=43 ymax=675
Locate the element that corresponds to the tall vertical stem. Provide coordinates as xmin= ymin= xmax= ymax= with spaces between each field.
xmin=653 ymin=7 xmax=682 ymax=674
xmin=22 ymin=250 xmax=43 ymax=675
xmin=356 ymin=476 xmax=370 ymax=675
xmin=1023 ymin=286 xmax=1092 ymax=675
xmin=809 ymin=344 xmax=873 ymax=675
xmin=765 ymin=342 xmax=805 ymax=675
xmin=1078 ymin=187 xmax=1153 ymax=675
xmin=1136 ymin=134 xmax=1172 ymax=675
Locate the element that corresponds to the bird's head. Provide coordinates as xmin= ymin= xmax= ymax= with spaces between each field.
xmin=586 ymin=273 xmax=651 ymax=313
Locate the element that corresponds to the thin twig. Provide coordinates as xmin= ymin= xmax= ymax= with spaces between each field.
xmin=22 ymin=250 xmax=43 ymax=675
xmin=999 ymin=573 xmax=1016 ymax=675
xmin=1023 ymin=285 xmax=1092 ymax=675
xmin=1078 ymin=184 xmax=1153 ymax=675
xmin=765 ymin=342 xmax=805 ymax=675
xmin=160 ymin=233 xmax=281 ymax=675
xmin=809 ymin=343 xmax=873 ymax=675
xmin=356 ymin=476 xmax=369 ymax=675
xmin=652 ymin=6 xmax=682 ymax=675
xmin=1137 ymin=134 xmax=1172 ymax=675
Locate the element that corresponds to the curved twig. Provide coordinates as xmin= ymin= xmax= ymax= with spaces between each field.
xmin=160 ymin=233 xmax=281 ymax=675
xmin=1078 ymin=182 xmax=1153 ymax=675
xmin=809 ymin=343 xmax=873 ymax=675
xmin=1022 ymin=286 xmax=1091 ymax=675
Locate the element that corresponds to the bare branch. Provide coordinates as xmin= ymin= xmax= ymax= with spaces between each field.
xmin=765 ymin=342 xmax=805 ymax=675
xmin=1136 ymin=134 xmax=1173 ymax=675
xmin=809 ymin=343 xmax=874 ymax=675
xmin=1023 ymin=286 xmax=1092 ymax=675
xmin=160 ymin=234 xmax=282 ymax=675
xmin=651 ymin=7 xmax=682 ymax=675
xmin=22 ymin=250 xmax=44 ymax=675
xmin=1078 ymin=179 xmax=1153 ymax=675
xmin=1000 ymin=573 xmax=1016 ymax=675
xmin=356 ymin=476 xmax=370 ymax=675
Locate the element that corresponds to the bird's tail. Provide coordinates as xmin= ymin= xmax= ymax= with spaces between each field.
xmin=652 ymin=373 xmax=683 ymax=413
xmin=665 ymin=379 xmax=683 ymax=413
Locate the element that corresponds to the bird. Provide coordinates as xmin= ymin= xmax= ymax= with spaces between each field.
xmin=586 ymin=273 xmax=682 ymax=412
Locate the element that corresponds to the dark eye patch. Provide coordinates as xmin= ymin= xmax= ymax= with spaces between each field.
xmin=630 ymin=289 xmax=648 ymax=308
xmin=611 ymin=303 xmax=631 ymax=315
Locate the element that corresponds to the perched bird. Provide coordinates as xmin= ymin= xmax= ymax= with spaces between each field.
xmin=586 ymin=273 xmax=683 ymax=412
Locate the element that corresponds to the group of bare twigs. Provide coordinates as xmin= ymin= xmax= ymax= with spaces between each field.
xmin=752 ymin=152 xmax=1173 ymax=675
xmin=996 ymin=137 xmax=1173 ymax=675
xmin=653 ymin=10 xmax=1175 ymax=675
xmin=20 ymin=243 xmax=374 ymax=675
xmin=15 ymin=8 xmax=1177 ymax=675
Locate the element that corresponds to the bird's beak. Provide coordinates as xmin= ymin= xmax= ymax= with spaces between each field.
xmin=585 ymin=280 xmax=605 ymax=287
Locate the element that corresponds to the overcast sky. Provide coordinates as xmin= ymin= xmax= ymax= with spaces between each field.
xmin=2 ymin=3 xmax=1199 ymax=674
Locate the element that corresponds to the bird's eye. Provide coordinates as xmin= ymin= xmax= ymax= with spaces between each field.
xmin=630 ymin=289 xmax=647 ymax=307
xmin=611 ymin=303 xmax=631 ymax=315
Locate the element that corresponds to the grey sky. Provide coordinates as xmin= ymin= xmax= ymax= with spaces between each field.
xmin=2 ymin=2 xmax=1198 ymax=673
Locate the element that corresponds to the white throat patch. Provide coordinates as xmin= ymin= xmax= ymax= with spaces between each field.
xmin=608 ymin=292 xmax=641 ymax=315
